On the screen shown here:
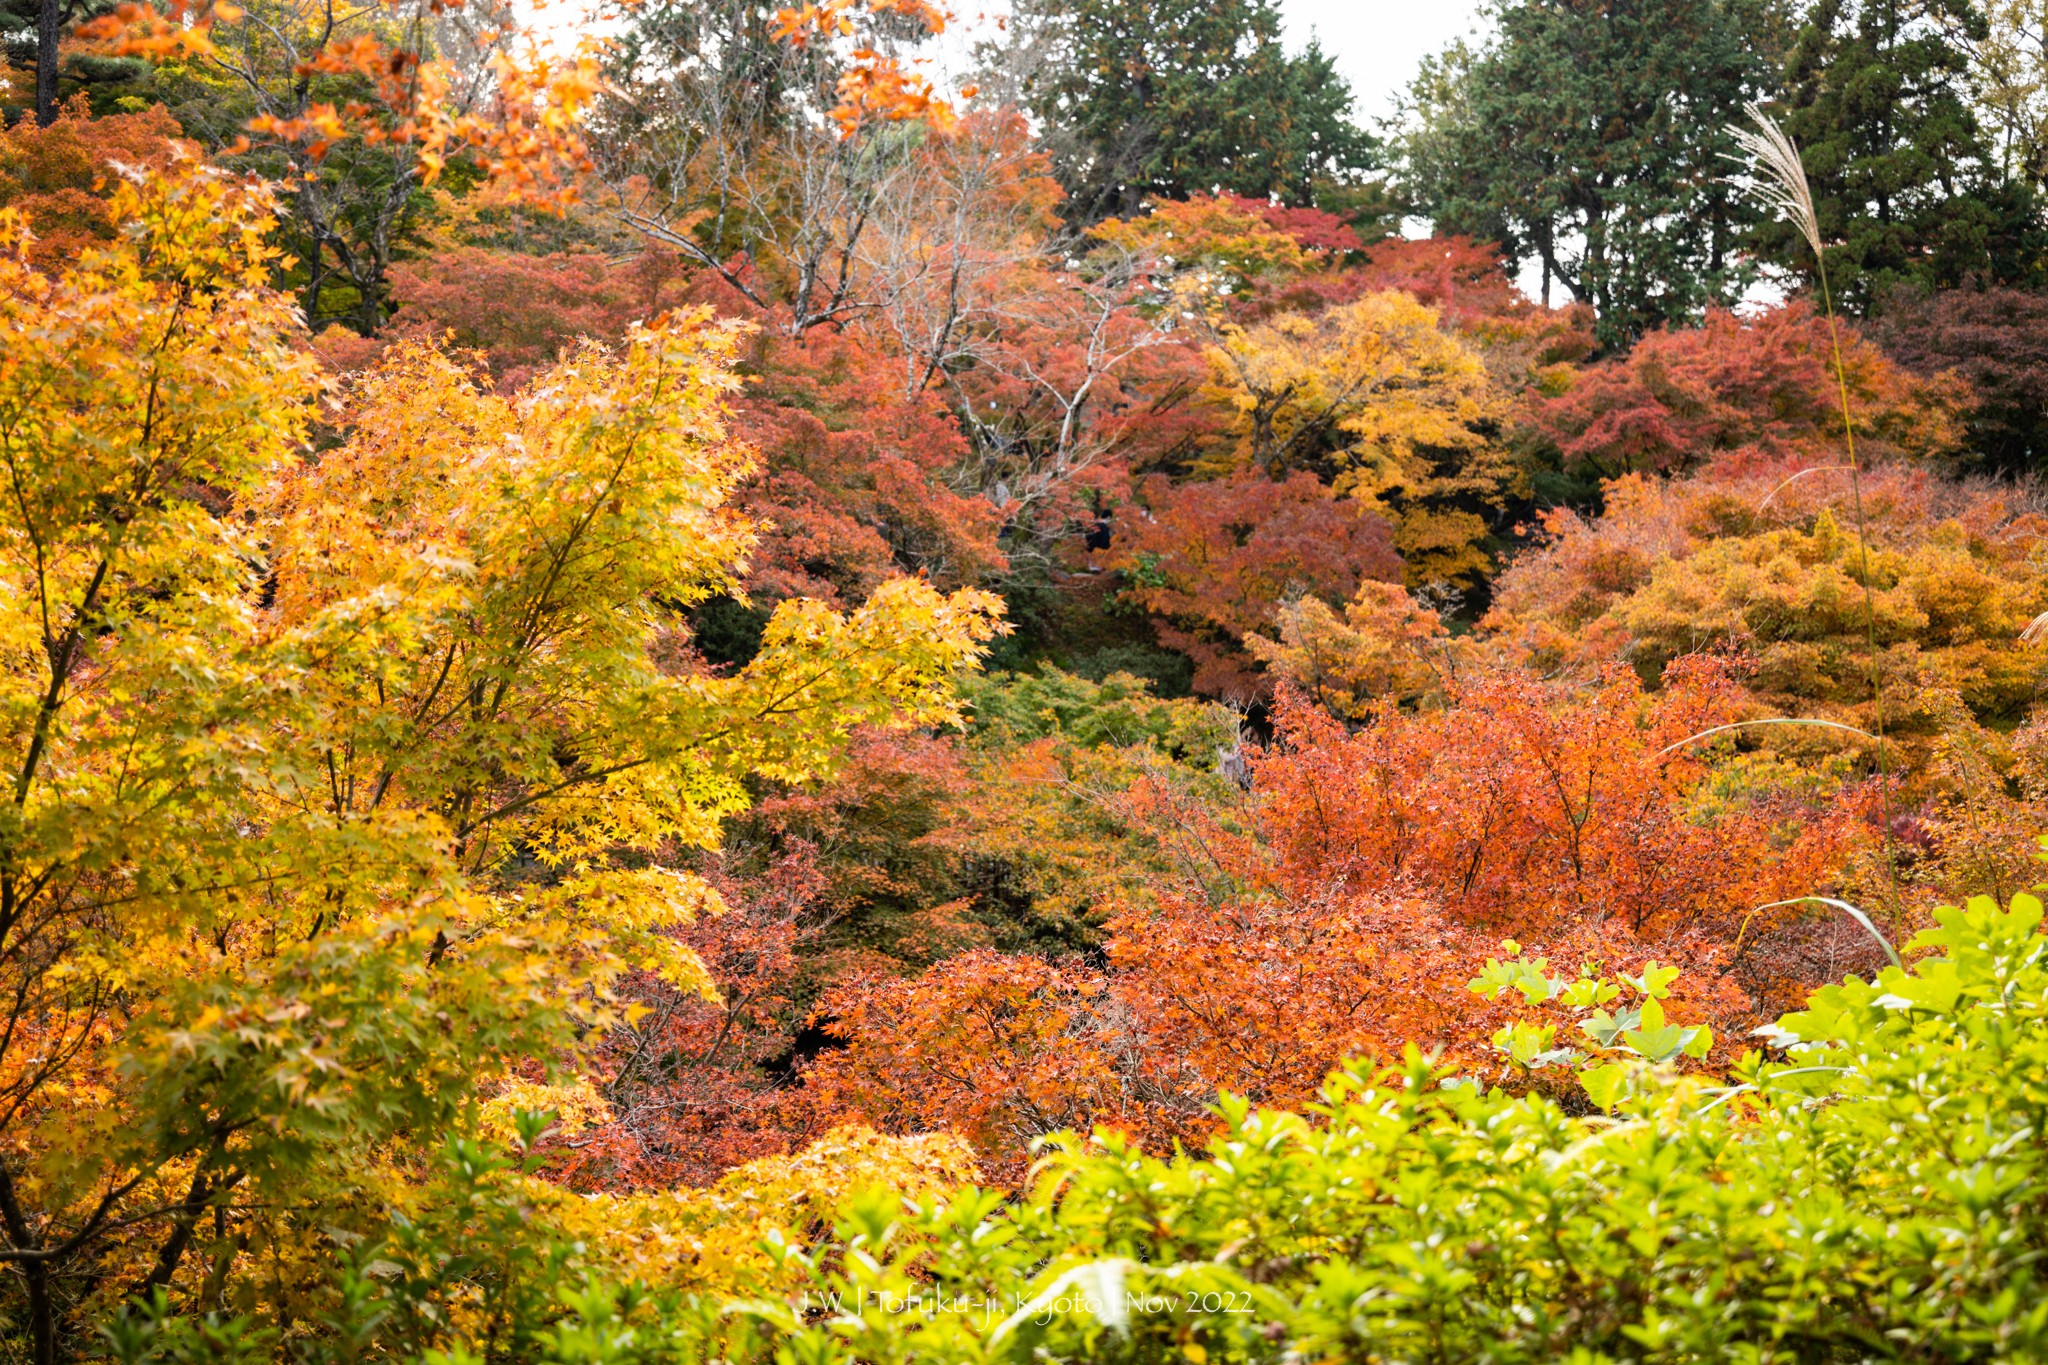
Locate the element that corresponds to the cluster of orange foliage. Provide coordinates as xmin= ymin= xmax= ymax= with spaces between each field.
xmin=78 ymin=0 xmax=600 ymax=203
xmin=0 ymin=99 xmax=181 ymax=265
xmin=769 ymin=0 xmax=958 ymax=132
xmin=793 ymin=663 xmax=1874 ymax=1175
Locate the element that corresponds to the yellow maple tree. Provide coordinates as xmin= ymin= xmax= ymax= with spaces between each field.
xmin=1201 ymin=290 xmax=1515 ymax=587
xmin=0 ymin=158 xmax=1000 ymax=1354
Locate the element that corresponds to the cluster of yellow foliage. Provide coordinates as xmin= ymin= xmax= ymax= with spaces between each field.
xmin=1201 ymin=291 xmax=1514 ymax=586
xmin=1486 ymin=467 xmax=2048 ymax=754
xmin=540 ymin=1126 xmax=977 ymax=1298
xmin=1248 ymin=581 xmax=1461 ymax=717
xmin=0 ymin=159 xmax=1000 ymax=1343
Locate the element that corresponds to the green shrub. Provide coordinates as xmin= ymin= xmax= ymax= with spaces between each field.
xmin=961 ymin=664 xmax=1237 ymax=761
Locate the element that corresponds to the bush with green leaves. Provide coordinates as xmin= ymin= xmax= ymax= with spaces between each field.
xmin=1468 ymin=946 xmax=1715 ymax=1110
xmin=960 ymin=665 xmax=1239 ymax=763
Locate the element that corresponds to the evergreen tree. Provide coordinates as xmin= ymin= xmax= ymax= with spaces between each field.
xmin=995 ymin=0 xmax=1374 ymax=223
xmin=2 ymin=0 xmax=145 ymax=125
xmin=1399 ymin=0 xmax=1780 ymax=347
xmin=1765 ymin=0 xmax=2043 ymax=310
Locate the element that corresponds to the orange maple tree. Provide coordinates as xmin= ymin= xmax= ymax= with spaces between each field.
xmin=1526 ymin=302 xmax=1971 ymax=481
xmin=1110 ymin=470 xmax=1404 ymax=699
xmin=0 ymin=97 xmax=182 ymax=265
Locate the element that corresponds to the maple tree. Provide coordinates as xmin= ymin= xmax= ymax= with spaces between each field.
xmin=1525 ymin=302 xmax=1973 ymax=488
xmin=593 ymin=0 xmax=985 ymax=337
xmin=1199 ymin=289 xmax=1515 ymax=587
xmin=1089 ymin=192 xmax=1330 ymax=292
xmin=1868 ymin=282 xmax=2048 ymax=472
xmin=1247 ymin=579 xmax=1463 ymax=716
xmin=1110 ymin=470 xmax=1404 ymax=699
xmin=0 ymin=158 xmax=1000 ymax=1357
xmin=720 ymin=314 xmax=1007 ymax=606
xmin=341 ymin=245 xmax=695 ymax=391
xmin=84 ymin=0 xmax=601 ymax=331
xmin=314 ymin=246 xmax=1008 ymax=618
xmin=0 ymin=95 xmax=178 ymax=263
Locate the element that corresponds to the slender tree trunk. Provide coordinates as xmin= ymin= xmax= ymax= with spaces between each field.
xmin=35 ymin=0 xmax=61 ymax=127
xmin=2 ymin=1163 xmax=56 ymax=1365
xmin=24 ymin=1260 xmax=55 ymax=1365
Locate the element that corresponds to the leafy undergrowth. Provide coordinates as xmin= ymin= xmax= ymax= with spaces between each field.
xmin=114 ymin=890 xmax=2048 ymax=1363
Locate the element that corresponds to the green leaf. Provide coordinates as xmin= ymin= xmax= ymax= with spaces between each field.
xmin=1579 ymin=1061 xmax=1632 ymax=1112
xmin=1622 ymin=1023 xmax=1687 ymax=1063
xmin=1490 ymin=1020 xmax=1558 ymax=1067
xmin=1625 ymin=960 xmax=1680 ymax=999
xmin=1583 ymin=1006 xmax=1641 ymax=1049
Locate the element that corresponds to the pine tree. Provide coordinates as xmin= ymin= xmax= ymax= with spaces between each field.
xmin=996 ymin=0 xmax=1374 ymax=223
xmin=1399 ymin=0 xmax=1779 ymax=347
xmin=1764 ymin=0 xmax=2043 ymax=310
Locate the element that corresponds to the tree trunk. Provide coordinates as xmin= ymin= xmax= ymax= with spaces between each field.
xmin=35 ymin=0 xmax=61 ymax=127
xmin=24 ymin=1260 xmax=55 ymax=1365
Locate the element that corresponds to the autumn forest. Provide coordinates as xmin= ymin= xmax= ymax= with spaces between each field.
xmin=2 ymin=0 xmax=2048 ymax=1358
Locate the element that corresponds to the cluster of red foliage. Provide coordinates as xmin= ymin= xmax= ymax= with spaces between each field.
xmin=320 ymin=247 xmax=696 ymax=391
xmin=1110 ymin=471 xmax=1404 ymax=700
xmin=1208 ymin=193 xmax=1364 ymax=255
xmin=557 ymin=849 xmax=828 ymax=1190
xmin=1868 ymin=285 xmax=2048 ymax=473
xmin=1528 ymin=303 xmax=1971 ymax=479
xmin=732 ymin=320 xmax=1006 ymax=603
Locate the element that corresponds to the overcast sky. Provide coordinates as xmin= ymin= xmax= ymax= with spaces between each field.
xmin=909 ymin=1 xmax=1493 ymax=125
xmin=1278 ymin=0 xmax=1490 ymax=123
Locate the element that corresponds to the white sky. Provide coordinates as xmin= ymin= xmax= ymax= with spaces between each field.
xmin=922 ymin=1 xmax=1493 ymax=124
xmin=1277 ymin=0 xmax=1491 ymax=123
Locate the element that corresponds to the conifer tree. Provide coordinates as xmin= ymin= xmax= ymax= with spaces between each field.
xmin=1399 ymin=0 xmax=1778 ymax=346
xmin=997 ymin=0 xmax=1374 ymax=223
xmin=1763 ymin=0 xmax=2043 ymax=310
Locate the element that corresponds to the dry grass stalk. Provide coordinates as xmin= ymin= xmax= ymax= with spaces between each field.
xmin=1723 ymin=101 xmax=1902 ymax=917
